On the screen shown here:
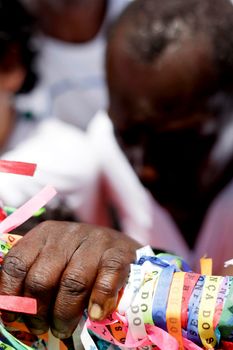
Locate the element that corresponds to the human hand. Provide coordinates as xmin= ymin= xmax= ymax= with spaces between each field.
xmin=0 ymin=221 xmax=140 ymax=339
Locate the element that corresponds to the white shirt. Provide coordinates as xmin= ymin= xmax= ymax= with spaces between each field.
xmin=1 ymin=110 xmax=232 ymax=272
xmin=16 ymin=0 xmax=130 ymax=129
xmin=0 ymin=117 xmax=103 ymax=225
xmin=0 ymin=112 xmax=190 ymax=262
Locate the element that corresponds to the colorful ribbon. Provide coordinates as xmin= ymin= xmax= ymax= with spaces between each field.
xmin=84 ymin=247 xmax=233 ymax=350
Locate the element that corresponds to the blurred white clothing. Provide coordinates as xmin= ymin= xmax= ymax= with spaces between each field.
xmin=0 ymin=117 xmax=105 ymax=225
xmin=0 ymin=112 xmax=190 ymax=262
xmin=16 ymin=0 xmax=130 ymax=129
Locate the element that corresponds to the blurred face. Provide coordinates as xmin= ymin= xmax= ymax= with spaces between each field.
xmin=34 ymin=0 xmax=107 ymax=42
xmin=0 ymin=46 xmax=25 ymax=148
xmin=107 ymin=27 xmax=222 ymax=212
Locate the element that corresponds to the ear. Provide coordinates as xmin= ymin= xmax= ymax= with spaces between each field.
xmin=0 ymin=66 xmax=26 ymax=93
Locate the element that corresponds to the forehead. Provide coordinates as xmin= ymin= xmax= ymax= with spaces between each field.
xmin=107 ymin=30 xmax=216 ymax=99
xmin=107 ymin=26 xmax=218 ymax=131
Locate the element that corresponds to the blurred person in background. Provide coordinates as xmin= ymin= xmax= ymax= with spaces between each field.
xmin=0 ymin=0 xmax=36 ymax=152
xmin=0 ymin=0 xmax=132 ymax=228
xmin=18 ymin=0 xmax=132 ymax=129
xmin=0 ymin=0 xmax=105 ymax=229
xmin=87 ymin=0 xmax=233 ymax=272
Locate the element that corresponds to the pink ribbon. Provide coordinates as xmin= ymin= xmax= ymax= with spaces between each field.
xmin=0 ymin=185 xmax=57 ymax=233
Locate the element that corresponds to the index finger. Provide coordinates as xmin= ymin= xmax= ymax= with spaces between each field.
xmin=0 ymin=227 xmax=46 ymax=296
xmin=88 ymin=246 xmax=137 ymax=321
xmin=50 ymin=234 xmax=109 ymax=339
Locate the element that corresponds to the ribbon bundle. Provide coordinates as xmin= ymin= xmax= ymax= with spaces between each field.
xmin=83 ymin=247 xmax=233 ymax=350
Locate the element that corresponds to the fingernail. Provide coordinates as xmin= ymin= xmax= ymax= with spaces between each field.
xmin=89 ymin=303 xmax=103 ymax=320
xmin=52 ymin=329 xmax=71 ymax=340
xmin=30 ymin=328 xmax=46 ymax=335
xmin=24 ymin=316 xmax=49 ymax=336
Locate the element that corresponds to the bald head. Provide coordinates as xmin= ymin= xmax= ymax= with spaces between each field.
xmin=107 ymin=0 xmax=233 ymax=130
xmin=108 ymin=0 xmax=233 ymax=83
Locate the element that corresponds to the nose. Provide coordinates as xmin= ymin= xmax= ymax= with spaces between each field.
xmin=127 ymin=146 xmax=158 ymax=184
xmin=138 ymin=165 xmax=158 ymax=185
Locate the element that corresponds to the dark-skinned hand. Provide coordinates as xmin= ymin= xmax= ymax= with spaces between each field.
xmin=0 ymin=221 xmax=140 ymax=339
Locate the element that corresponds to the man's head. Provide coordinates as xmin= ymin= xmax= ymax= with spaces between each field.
xmin=107 ymin=0 xmax=233 ymax=239
xmin=25 ymin=0 xmax=107 ymax=43
xmin=107 ymin=0 xmax=233 ymax=199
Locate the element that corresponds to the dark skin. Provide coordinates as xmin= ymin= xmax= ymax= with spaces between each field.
xmin=0 ymin=47 xmax=27 ymax=149
xmin=0 ymin=221 xmax=140 ymax=339
xmin=107 ymin=26 xmax=233 ymax=248
xmin=34 ymin=0 xmax=107 ymax=43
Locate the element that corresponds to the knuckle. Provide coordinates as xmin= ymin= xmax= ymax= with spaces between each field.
xmin=36 ymin=220 xmax=56 ymax=232
xmin=25 ymin=274 xmax=50 ymax=297
xmin=95 ymin=279 xmax=115 ymax=297
xmin=92 ymin=228 xmax=106 ymax=240
xmin=61 ymin=270 xmax=89 ymax=296
xmin=3 ymin=255 xmax=27 ymax=279
xmin=37 ymin=221 xmax=83 ymax=240
xmin=101 ymin=250 xmax=127 ymax=273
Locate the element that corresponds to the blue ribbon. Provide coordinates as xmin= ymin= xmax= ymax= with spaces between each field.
xmin=152 ymin=265 xmax=175 ymax=331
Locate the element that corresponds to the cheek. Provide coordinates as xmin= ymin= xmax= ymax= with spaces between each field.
xmin=0 ymin=102 xmax=15 ymax=149
xmin=108 ymin=92 xmax=133 ymax=126
xmin=0 ymin=68 xmax=26 ymax=93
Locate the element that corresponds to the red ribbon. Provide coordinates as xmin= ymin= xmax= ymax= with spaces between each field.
xmin=0 ymin=295 xmax=37 ymax=314
xmin=0 ymin=160 xmax=37 ymax=176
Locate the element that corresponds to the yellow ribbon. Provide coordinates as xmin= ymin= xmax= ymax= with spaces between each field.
xmin=198 ymin=275 xmax=222 ymax=349
xmin=166 ymin=272 xmax=185 ymax=350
